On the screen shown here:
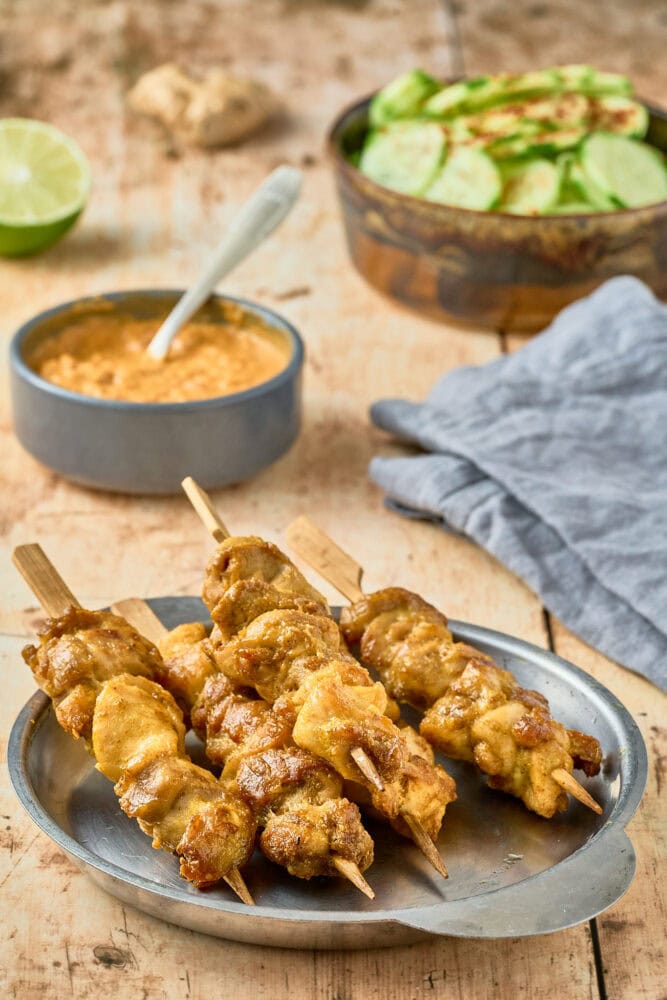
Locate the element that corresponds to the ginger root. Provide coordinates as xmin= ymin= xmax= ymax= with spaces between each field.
xmin=128 ymin=63 xmax=277 ymax=148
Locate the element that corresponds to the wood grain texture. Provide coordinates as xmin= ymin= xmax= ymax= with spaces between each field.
xmin=451 ymin=0 xmax=667 ymax=104
xmin=1 ymin=1 xmax=663 ymax=997
xmin=548 ymin=622 xmax=667 ymax=1000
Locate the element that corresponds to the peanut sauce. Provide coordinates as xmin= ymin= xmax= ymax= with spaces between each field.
xmin=28 ymin=301 xmax=291 ymax=403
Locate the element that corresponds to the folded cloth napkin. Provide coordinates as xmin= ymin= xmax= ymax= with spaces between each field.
xmin=370 ymin=276 xmax=667 ymax=691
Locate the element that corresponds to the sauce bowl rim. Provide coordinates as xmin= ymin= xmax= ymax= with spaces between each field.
xmin=10 ymin=289 xmax=304 ymax=413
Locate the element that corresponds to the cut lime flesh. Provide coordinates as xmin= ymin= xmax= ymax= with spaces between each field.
xmin=0 ymin=118 xmax=90 ymax=256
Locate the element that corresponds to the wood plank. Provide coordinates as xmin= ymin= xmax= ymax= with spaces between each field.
xmin=452 ymin=0 xmax=667 ymax=104
xmin=548 ymin=621 xmax=667 ymax=1000
xmin=0 ymin=0 xmax=620 ymax=996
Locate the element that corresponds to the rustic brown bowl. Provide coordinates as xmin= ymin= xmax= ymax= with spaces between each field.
xmin=329 ymin=96 xmax=667 ymax=332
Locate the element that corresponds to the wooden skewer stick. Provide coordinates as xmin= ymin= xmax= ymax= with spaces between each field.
xmin=113 ymin=596 xmax=373 ymax=899
xmin=221 ymin=867 xmax=255 ymax=906
xmin=332 ymin=857 xmax=375 ymax=900
xmin=552 ymin=768 xmax=603 ymax=815
xmin=286 ymin=516 xmax=604 ymax=821
xmin=286 ymin=516 xmax=364 ymax=603
xmin=351 ymin=747 xmax=385 ymax=792
xmin=403 ymin=814 xmax=449 ymax=879
xmin=182 ymin=477 xmax=229 ymax=542
xmin=11 ymin=549 xmax=253 ymax=907
xmin=13 ymin=544 xmax=81 ymax=617
xmin=110 ymin=597 xmax=168 ymax=646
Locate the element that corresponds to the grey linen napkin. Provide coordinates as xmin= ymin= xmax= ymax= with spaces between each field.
xmin=370 ymin=276 xmax=667 ymax=691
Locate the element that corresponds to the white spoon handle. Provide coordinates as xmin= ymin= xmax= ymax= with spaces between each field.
xmin=147 ymin=165 xmax=302 ymax=360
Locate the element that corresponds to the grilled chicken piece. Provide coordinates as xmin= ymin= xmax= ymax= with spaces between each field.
xmin=23 ymin=610 xmax=256 ymax=889
xmin=22 ymin=607 xmax=161 ymax=742
xmin=203 ymin=536 xmax=328 ymax=616
xmin=211 ymin=609 xmax=357 ymax=703
xmin=341 ymin=587 xmax=481 ymax=709
xmin=211 ymin=578 xmax=328 ymax=642
xmin=347 ymin=589 xmax=592 ymax=821
xmin=567 ymin=728 xmax=604 ymax=776
xmin=392 ymin=749 xmax=457 ymax=841
xmin=340 ymin=719 xmax=457 ymax=840
xmin=343 ymin=588 xmax=601 ymax=819
xmin=192 ymin=675 xmax=374 ymax=879
xmin=155 ymin=622 xmax=376 ymax=883
xmin=93 ymin=672 xmax=186 ymax=782
xmin=93 ymin=675 xmax=255 ymax=887
xmin=191 ymin=673 xmax=296 ymax=779
xmin=236 ymin=748 xmax=373 ymax=878
xmin=260 ymin=800 xmax=373 ymax=880
xmin=291 ymin=667 xmax=409 ymax=818
xmin=422 ymin=657 xmax=576 ymax=816
xmin=156 ymin=621 xmax=217 ymax=716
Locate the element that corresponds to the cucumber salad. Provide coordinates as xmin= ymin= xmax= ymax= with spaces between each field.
xmin=357 ymin=66 xmax=667 ymax=214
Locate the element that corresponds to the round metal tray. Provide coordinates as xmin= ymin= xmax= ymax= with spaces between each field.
xmin=8 ymin=597 xmax=647 ymax=949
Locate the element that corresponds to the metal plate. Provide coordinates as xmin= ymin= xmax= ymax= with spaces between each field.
xmin=8 ymin=597 xmax=647 ymax=949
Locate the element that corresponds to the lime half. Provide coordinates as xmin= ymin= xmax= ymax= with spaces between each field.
xmin=0 ymin=118 xmax=91 ymax=257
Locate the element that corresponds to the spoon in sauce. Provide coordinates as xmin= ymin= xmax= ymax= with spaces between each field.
xmin=146 ymin=165 xmax=302 ymax=361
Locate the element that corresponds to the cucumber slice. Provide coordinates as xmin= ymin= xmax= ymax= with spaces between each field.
xmin=359 ymin=121 xmax=446 ymax=196
xmin=590 ymin=96 xmax=649 ymax=138
xmin=369 ymin=70 xmax=441 ymax=127
xmin=522 ymin=92 xmax=591 ymax=129
xmin=424 ymin=77 xmax=495 ymax=117
xmin=424 ymin=65 xmax=632 ymax=119
xmin=442 ymin=117 xmax=475 ymax=144
xmin=568 ymin=160 xmax=618 ymax=210
xmin=425 ymin=147 xmax=501 ymax=210
xmin=501 ymin=69 xmax=563 ymax=100
xmin=554 ymin=65 xmax=596 ymax=91
xmin=581 ymin=132 xmax=667 ymax=207
xmin=425 ymin=69 xmax=563 ymax=117
xmin=457 ymin=119 xmax=541 ymax=152
xmin=462 ymin=105 xmax=539 ymax=137
xmin=490 ymin=126 xmax=586 ymax=159
xmin=499 ymin=158 xmax=561 ymax=214
xmin=556 ymin=65 xmax=632 ymax=96
xmin=464 ymin=92 xmax=590 ymax=139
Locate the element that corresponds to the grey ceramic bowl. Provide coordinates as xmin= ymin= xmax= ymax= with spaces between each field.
xmin=10 ymin=290 xmax=304 ymax=495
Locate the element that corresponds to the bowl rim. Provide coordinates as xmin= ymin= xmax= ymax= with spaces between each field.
xmin=327 ymin=91 xmax=667 ymax=221
xmin=10 ymin=289 xmax=305 ymax=412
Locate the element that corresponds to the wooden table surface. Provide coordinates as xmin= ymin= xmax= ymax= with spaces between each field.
xmin=1 ymin=2 xmax=665 ymax=997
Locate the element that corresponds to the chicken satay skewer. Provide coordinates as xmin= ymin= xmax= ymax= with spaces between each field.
xmin=286 ymin=516 xmax=603 ymax=818
xmin=13 ymin=545 xmax=255 ymax=905
xmin=182 ymin=475 xmax=382 ymax=794
xmin=112 ymin=597 xmax=376 ymax=899
xmin=182 ymin=479 xmax=452 ymax=878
